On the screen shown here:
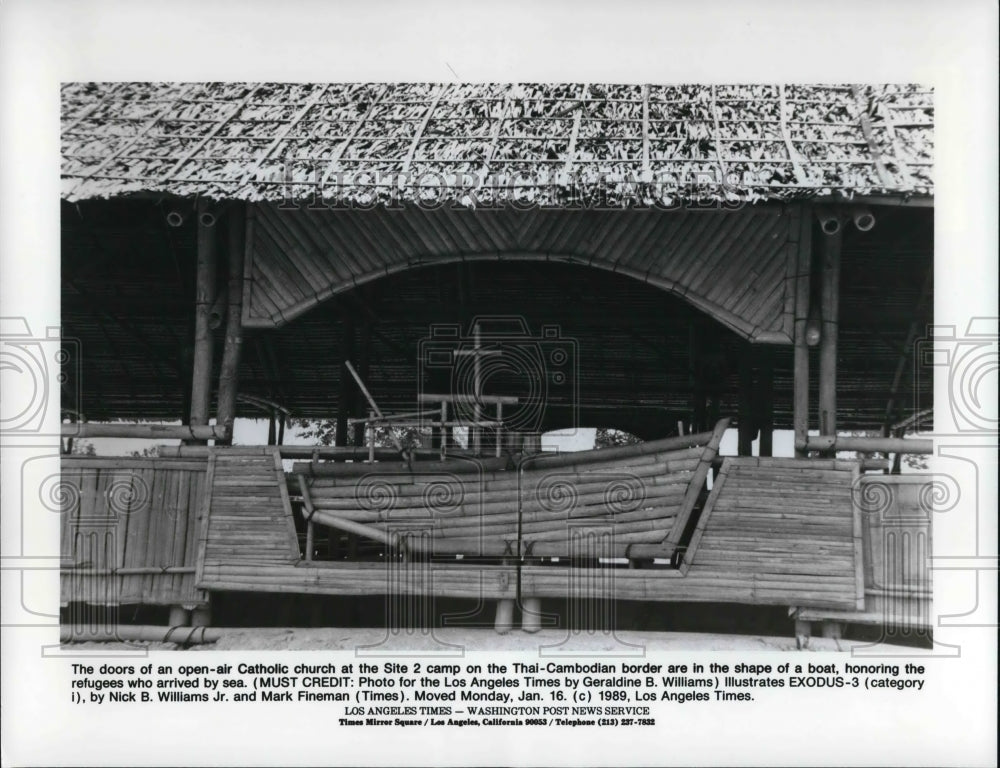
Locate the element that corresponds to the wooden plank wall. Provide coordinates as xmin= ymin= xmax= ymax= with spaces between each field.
xmin=60 ymin=457 xmax=207 ymax=607
xmin=521 ymin=457 xmax=864 ymax=610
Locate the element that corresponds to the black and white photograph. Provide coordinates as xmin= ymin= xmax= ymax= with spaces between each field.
xmin=1 ymin=2 xmax=996 ymax=766
xmin=53 ymin=79 xmax=936 ymax=649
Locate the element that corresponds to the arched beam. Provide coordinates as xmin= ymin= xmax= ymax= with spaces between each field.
xmin=241 ymin=204 xmax=802 ymax=345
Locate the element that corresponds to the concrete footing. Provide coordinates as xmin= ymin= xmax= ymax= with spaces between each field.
xmin=521 ymin=598 xmax=542 ymax=633
xmin=168 ymin=606 xmax=191 ymax=627
xmin=494 ymin=599 xmax=514 ymax=634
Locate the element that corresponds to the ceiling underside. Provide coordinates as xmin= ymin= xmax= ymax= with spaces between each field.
xmin=244 ymin=204 xmax=796 ymax=342
xmin=60 ymin=199 xmax=933 ymax=436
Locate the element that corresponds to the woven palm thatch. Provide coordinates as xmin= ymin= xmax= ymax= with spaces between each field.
xmin=61 ymin=82 xmax=933 ymax=206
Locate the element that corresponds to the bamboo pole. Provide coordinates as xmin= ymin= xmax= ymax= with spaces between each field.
xmin=689 ymin=321 xmax=707 ymax=433
xmin=61 ymin=566 xmax=196 ymax=575
xmin=353 ymin=316 xmax=372 ymax=449
xmin=62 ymin=423 xmax=229 ymax=440
xmin=160 ymin=445 xmax=427 ymax=460
xmin=335 ymin=311 xmax=355 ymax=450
xmin=215 ymin=203 xmax=245 ymax=445
xmin=818 ymin=227 xmax=842 ymax=438
xmin=417 ymin=393 xmax=520 ymax=405
xmin=345 ymin=360 xmax=404 ymax=454
xmin=793 ymin=204 xmax=813 ymax=458
xmin=308 ymin=509 xmax=413 ymax=552
xmin=61 ymin=625 xmax=223 ymax=644
xmin=298 ymin=474 xmax=316 ymax=562
xmin=525 ymin=429 xmax=716 ymax=470
xmin=797 ymin=435 xmax=931 ymax=454
xmin=473 ymin=323 xmax=482 ymax=454
xmin=189 ymin=199 xmax=218 ymax=439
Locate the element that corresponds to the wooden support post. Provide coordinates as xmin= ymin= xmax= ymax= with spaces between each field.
xmin=793 ymin=205 xmax=813 ymax=458
xmin=756 ymin=347 xmax=774 ymax=457
xmin=215 ymin=204 xmax=245 ymax=445
xmin=336 ymin=312 xmax=355 ymax=450
xmin=689 ymin=322 xmax=707 ymax=433
xmin=496 ymin=402 xmax=503 ymax=458
xmin=737 ymin=346 xmax=755 ymax=456
xmin=819 ymin=227 xmax=842 ymax=438
xmin=352 ymin=320 xmax=372 ymax=448
xmin=189 ymin=199 xmax=218 ymax=439
xmin=440 ymin=401 xmax=448 ymax=459
xmin=472 ymin=322 xmax=482 ymax=455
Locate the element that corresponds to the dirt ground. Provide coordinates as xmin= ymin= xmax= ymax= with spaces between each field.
xmin=63 ymin=627 xmax=906 ymax=653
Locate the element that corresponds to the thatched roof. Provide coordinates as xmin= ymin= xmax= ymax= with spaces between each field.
xmin=61 ymin=83 xmax=933 ymax=206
